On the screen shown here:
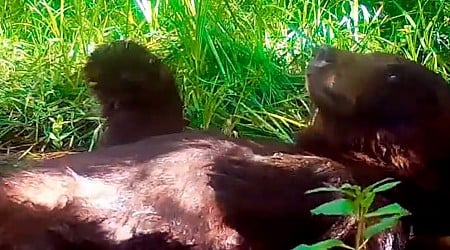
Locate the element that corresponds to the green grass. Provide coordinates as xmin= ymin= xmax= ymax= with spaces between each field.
xmin=0 ymin=0 xmax=449 ymax=153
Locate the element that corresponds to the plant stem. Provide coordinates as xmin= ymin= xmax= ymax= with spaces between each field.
xmin=355 ymin=206 xmax=367 ymax=250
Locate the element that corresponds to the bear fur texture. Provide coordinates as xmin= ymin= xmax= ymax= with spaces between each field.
xmin=0 ymin=132 xmax=369 ymax=249
xmin=84 ymin=40 xmax=186 ymax=146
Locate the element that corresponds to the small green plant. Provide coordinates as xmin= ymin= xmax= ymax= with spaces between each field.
xmin=294 ymin=178 xmax=410 ymax=250
xmin=47 ymin=114 xmax=67 ymax=149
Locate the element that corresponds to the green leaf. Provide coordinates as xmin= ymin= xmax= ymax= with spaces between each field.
xmin=362 ymin=177 xmax=400 ymax=194
xmin=49 ymin=132 xmax=58 ymax=140
xmin=360 ymin=191 xmax=376 ymax=212
xmin=363 ymin=178 xmax=395 ymax=192
xmin=340 ymin=183 xmax=361 ymax=192
xmin=305 ymin=186 xmax=342 ymax=194
xmin=365 ymin=203 xmax=411 ymax=218
xmin=364 ymin=217 xmax=400 ymax=240
xmin=339 ymin=183 xmax=361 ymax=198
xmin=372 ymin=181 xmax=401 ymax=193
xmin=293 ymin=239 xmax=353 ymax=250
xmin=311 ymin=198 xmax=355 ymax=216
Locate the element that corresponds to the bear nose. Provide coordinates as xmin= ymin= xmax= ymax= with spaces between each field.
xmin=311 ymin=45 xmax=336 ymax=68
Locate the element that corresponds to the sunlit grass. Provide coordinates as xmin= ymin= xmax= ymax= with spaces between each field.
xmin=0 ymin=0 xmax=449 ymax=153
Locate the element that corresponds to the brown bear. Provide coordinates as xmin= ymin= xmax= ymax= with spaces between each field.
xmin=296 ymin=46 xmax=450 ymax=249
xmin=83 ymin=40 xmax=187 ymax=147
xmin=0 ymin=44 xmax=446 ymax=249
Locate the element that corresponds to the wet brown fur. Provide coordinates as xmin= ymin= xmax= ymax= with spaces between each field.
xmin=84 ymin=40 xmax=186 ymax=146
xmin=297 ymin=46 xmax=450 ymax=246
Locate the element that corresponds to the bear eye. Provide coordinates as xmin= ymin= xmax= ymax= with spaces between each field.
xmin=385 ymin=67 xmax=404 ymax=84
xmin=385 ymin=64 xmax=405 ymax=84
xmin=387 ymin=73 xmax=398 ymax=82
